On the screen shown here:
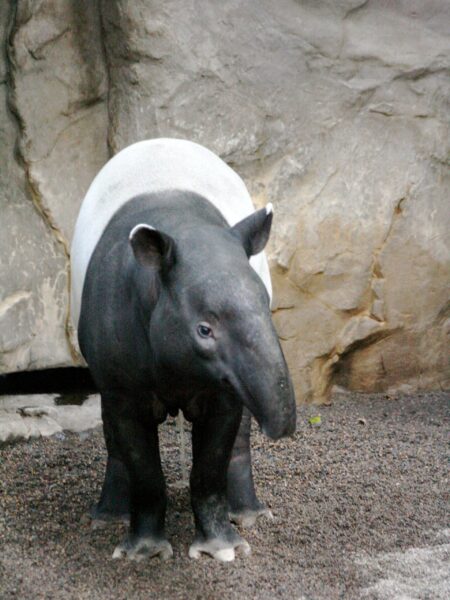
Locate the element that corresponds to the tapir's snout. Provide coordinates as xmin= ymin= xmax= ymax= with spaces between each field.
xmin=219 ymin=303 xmax=298 ymax=441
xmin=232 ymin=345 xmax=297 ymax=441
xmin=258 ymin=373 xmax=297 ymax=440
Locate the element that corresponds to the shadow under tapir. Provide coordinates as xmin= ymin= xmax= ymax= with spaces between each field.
xmin=70 ymin=139 xmax=296 ymax=562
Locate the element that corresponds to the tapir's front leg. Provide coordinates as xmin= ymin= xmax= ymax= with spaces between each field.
xmin=102 ymin=392 xmax=173 ymax=561
xmin=91 ymin=401 xmax=130 ymax=526
xmin=189 ymin=394 xmax=250 ymax=562
xmin=227 ymin=407 xmax=273 ymax=527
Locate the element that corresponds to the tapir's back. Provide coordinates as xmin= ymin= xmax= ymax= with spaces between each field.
xmin=71 ymin=139 xmax=271 ymax=329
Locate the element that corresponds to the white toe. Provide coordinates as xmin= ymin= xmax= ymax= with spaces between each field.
xmin=160 ymin=543 xmax=174 ymax=560
xmin=239 ymin=540 xmax=251 ymax=555
xmin=188 ymin=545 xmax=201 ymax=559
xmin=214 ymin=548 xmax=235 ymax=562
xmin=112 ymin=545 xmax=125 ymax=559
xmin=188 ymin=536 xmax=250 ymax=561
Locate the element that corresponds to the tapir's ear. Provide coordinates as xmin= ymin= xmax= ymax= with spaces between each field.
xmin=230 ymin=204 xmax=273 ymax=257
xmin=129 ymin=224 xmax=175 ymax=270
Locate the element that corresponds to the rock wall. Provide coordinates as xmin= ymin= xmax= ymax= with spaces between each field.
xmin=1 ymin=0 xmax=108 ymax=372
xmin=1 ymin=0 xmax=449 ymax=402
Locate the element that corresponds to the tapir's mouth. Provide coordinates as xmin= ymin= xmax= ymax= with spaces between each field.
xmin=261 ymin=417 xmax=296 ymax=440
xmin=222 ymin=371 xmax=295 ymax=440
xmin=221 ymin=374 xmax=260 ymax=420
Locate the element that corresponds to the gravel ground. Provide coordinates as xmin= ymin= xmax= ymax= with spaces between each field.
xmin=0 ymin=391 xmax=448 ymax=600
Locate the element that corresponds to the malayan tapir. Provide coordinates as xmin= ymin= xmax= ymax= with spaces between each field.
xmin=70 ymin=138 xmax=296 ymax=562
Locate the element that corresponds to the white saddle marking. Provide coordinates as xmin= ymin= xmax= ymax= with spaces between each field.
xmin=70 ymin=138 xmax=272 ymax=328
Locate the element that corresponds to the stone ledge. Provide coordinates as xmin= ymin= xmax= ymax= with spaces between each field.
xmin=0 ymin=394 xmax=101 ymax=445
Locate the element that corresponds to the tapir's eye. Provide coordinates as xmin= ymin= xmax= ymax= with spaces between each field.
xmin=197 ymin=323 xmax=213 ymax=339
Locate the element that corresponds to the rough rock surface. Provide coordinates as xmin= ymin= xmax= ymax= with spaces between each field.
xmin=0 ymin=1 xmax=108 ymax=372
xmin=1 ymin=1 xmax=449 ymax=402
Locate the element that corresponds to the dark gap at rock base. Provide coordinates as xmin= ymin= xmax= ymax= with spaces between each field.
xmin=0 ymin=368 xmax=97 ymax=401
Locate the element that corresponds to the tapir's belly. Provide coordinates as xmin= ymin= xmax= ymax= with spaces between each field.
xmin=70 ymin=138 xmax=272 ymax=329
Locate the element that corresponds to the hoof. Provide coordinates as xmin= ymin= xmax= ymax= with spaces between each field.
xmin=112 ymin=537 xmax=173 ymax=561
xmin=229 ymin=507 xmax=273 ymax=528
xmin=188 ymin=536 xmax=250 ymax=562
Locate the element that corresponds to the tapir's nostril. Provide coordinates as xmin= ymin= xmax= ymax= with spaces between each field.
xmin=277 ymin=377 xmax=289 ymax=392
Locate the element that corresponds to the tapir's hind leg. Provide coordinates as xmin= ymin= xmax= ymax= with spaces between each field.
xmin=227 ymin=408 xmax=273 ymax=527
xmin=91 ymin=399 xmax=130 ymax=526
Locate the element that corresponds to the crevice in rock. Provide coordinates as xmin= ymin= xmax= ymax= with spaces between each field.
xmin=0 ymin=367 xmax=96 ymax=396
xmin=368 ymin=107 xmax=436 ymax=120
xmin=333 ymin=327 xmax=402 ymax=391
xmin=308 ymin=167 xmax=339 ymax=209
xmin=343 ymin=0 xmax=370 ymax=21
xmin=27 ymin=27 xmax=70 ymax=60
xmin=314 ymin=326 xmax=401 ymax=402
xmin=35 ymin=108 xmax=102 ymax=162
xmin=64 ymin=95 xmax=105 ymax=117
xmin=272 ymin=304 xmax=296 ymax=315
xmin=0 ymin=291 xmax=32 ymax=319
xmin=98 ymin=0 xmax=114 ymax=157
xmin=366 ymin=193 xmax=407 ymax=321
xmin=337 ymin=306 xmax=371 ymax=318
xmin=4 ymin=2 xmax=79 ymax=364
xmin=310 ymin=351 xmax=340 ymax=405
xmin=392 ymin=65 xmax=450 ymax=83
xmin=285 ymin=273 xmax=339 ymax=315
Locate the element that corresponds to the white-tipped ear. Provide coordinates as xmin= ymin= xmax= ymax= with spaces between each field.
xmin=129 ymin=223 xmax=155 ymax=241
xmin=129 ymin=223 xmax=175 ymax=270
xmin=266 ymin=203 xmax=273 ymax=216
xmin=230 ymin=207 xmax=273 ymax=258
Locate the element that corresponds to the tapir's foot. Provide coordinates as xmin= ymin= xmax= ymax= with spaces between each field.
xmin=92 ymin=455 xmax=130 ymax=528
xmin=90 ymin=504 xmax=130 ymax=529
xmin=189 ymin=532 xmax=250 ymax=562
xmin=112 ymin=535 xmax=173 ymax=561
xmin=229 ymin=506 xmax=274 ymax=528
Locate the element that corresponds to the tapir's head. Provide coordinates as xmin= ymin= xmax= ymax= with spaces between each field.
xmin=129 ymin=205 xmax=296 ymax=439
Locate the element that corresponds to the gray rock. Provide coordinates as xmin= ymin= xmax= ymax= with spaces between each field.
xmin=0 ymin=411 xmax=62 ymax=445
xmin=0 ymin=394 xmax=101 ymax=445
